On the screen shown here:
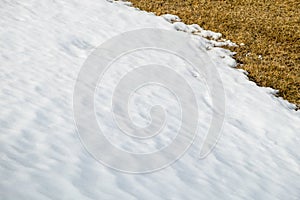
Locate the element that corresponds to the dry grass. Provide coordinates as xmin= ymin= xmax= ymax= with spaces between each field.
xmin=129 ymin=0 xmax=300 ymax=108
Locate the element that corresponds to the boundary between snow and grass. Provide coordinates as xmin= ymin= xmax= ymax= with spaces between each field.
xmin=127 ymin=0 xmax=300 ymax=109
xmin=107 ymin=0 xmax=298 ymax=111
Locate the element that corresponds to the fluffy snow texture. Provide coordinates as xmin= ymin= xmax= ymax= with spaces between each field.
xmin=1 ymin=0 xmax=300 ymax=199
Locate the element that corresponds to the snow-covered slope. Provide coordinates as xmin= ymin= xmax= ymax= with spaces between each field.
xmin=1 ymin=0 xmax=299 ymax=199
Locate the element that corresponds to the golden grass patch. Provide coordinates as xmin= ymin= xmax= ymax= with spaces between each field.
xmin=129 ymin=0 xmax=300 ymax=108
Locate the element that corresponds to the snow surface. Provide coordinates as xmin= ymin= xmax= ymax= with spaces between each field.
xmin=1 ymin=0 xmax=300 ymax=199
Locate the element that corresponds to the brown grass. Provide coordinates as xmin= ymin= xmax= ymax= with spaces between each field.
xmin=129 ymin=0 xmax=300 ymax=108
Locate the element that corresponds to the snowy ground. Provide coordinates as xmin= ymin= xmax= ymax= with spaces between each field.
xmin=1 ymin=0 xmax=300 ymax=199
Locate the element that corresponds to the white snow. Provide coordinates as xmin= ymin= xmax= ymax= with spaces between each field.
xmin=1 ymin=0 xmax=300 ymax=200
xmin=162 ymin=14 xmax=181 ymax=23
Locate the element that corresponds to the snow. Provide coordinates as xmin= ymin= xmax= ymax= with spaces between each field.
xmin=162 ymin=14 xmax=181 ymax=23
xmin=1 ymin=0 xmax=300 ymax=199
